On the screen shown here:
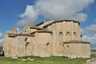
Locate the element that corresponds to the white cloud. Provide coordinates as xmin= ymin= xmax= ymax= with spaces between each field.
xmin=16 ymin=28 xmax=19 ymax=32
xmin=80 ymin=28 xmax=85 ymax=34
xmin=0 ymin=32 xmax=3 ymax=38
xmin=35 ymin=0 xmax=94 ymax=20
xmin=0 ymin=32 xmax=4 ymax=46
xmin=16 ymin=5 xmax=39 ymax=26
xmin=72 ymin=13 xmax=87 ymax=22
xmin=0 ymin=39 xmax=4 ymax=43
xmin=81 ymin=24 xmax=96 ymax=49
xmin=0 ymin=38 xmax=4 ymax=46
xmin=16 ymin=0 xmax=94 ymax=26
xmin=82 ymin=34 xmax=96 ymax=49
xmin=81 ymin=24 xmax=96 ymax=43
xmin=85 ymin=24 xmax=96 ymax=32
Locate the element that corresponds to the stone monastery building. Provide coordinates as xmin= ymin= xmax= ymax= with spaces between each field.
xmin=4 ymin=20 xmax=90 ymax=58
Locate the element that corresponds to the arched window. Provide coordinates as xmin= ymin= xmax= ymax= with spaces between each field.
xmin=59 ymin=32 xmax=63 ymax=35
xmin=25 ymin=38 xmax=28 ymax=41
xmin=59 ymin=32 xmax=62 ymax=34
xmin=59 ymin=32 xmax=63 ymax=42
xmin=66 ymin=31 xmax=71 ymax=35
xmin=73 ymin=32 xmax=77 ymax=36
xmin=80 ymin=35 xmax=82 ymax=37
xmin=67 ymin=45 xmax=69 ymax=47
xmin=25 ymin=42 xmax=30 ymax=49
xmin=46 ymin=43 xmax=50 ymax=46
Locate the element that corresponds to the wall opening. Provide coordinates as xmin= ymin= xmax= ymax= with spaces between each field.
xmin=73 ymin=32 xmax=77 ymax=36
xmin=46 ymin=42 xmax=50 ymax=53
xmin=25 ymin=38 xmax=28 ymax=41
xmin=25 ymin=42 xmax=30 ymax=49
xmin=66 ymin=31 xmax=71 ymax=41
xmin=46 ymin=43 xmax=50 ymax=46
xmin=66 ymin=31 xmax=71 ymax=35
xmin=59 ymin=32 xmax=63 ymax=47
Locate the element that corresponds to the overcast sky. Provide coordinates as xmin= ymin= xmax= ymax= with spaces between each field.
xmin=0 ymin=0 xmax=96 ymax=49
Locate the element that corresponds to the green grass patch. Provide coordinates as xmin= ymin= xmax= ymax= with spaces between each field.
xmin=0 ymin=56 xmax=88 ymax=64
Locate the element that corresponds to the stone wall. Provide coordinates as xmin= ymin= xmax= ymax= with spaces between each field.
xmin=4 ymin=20 xmax=90 ymax=58
xmin=64 ymin=43 xmax=90 ymax=58
xmin=35 ymin=32 xmax=52 ymax=57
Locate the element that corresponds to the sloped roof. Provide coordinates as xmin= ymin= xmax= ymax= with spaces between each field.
xmin=37 ymin=29 xmax=52 ymax=33
xmin=7 ymin=32 xmax=17 ymax=37
xmin=36 ymin=20 xmax=80 ymax=27
xmin=64 ymin=40 xmax=90 ymax=44
xmin=24 ymin=24 xmax=44 ymax=29
xmin=30 ymin=26 xmax=44 ymax=30
xmin=7 ymin=32 xmax=34 ymax=37
xmin=31 ymin=29 xmax=52 ymax=34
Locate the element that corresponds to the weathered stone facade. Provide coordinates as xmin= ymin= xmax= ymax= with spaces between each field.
xmin=4 ymin=20 xmax=91 ymax=58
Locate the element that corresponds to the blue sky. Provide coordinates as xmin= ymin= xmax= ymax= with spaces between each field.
xmin=0 ymin=0 xmax=95 ymax=32
xmin=0 ymin=0 xmax=96 ymax=48
xmin=80 ymin=1 xmax=96 ymax=27
xmin=0 ymin=0 xmax=35 ymax=33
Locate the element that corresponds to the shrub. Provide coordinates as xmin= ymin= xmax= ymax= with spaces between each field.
xmin=90 ymin=54 xmax=96 ymax=58
xmin=0 ymin=50 xmax=4 ymax=56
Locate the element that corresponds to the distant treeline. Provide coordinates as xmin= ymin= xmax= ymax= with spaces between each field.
xmin=0 ymin=46 xmax=4 ymax=56
xmin=0 ymin=46 xmax=3 ymax=50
